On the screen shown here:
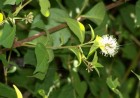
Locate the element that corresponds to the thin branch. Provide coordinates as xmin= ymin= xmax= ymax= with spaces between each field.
xmin=106 ymin=0 xmax=129 ymax=10
xmin=13 ymin=23 xmax=67 ymax=48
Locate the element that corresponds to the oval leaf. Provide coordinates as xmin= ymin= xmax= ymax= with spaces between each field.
xmin=82 ymin=2 xmax=106 ymax=25
xmin=0 ymin=23 xmax=16 ymax=48
xmin=66 ymin=18 xmax=85 ymax=43
xmin=39 ymin=0 xmax=50 ymax=17
xmin=88 ymin=42 xmax=99 ymax=58
xmin=34 ymin=43 xmax=54 ymax=80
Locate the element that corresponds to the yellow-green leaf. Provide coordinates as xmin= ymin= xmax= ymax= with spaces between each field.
xmin=13 ymin=85 xmax=23 ymax=98
xmin=88 ymin=24 xmax=95 ymax=41
xmin=39 ymin=0 xmax=50 ymax=17
xmin=66 ymin=18 xmax=85 ymax=43
xmin=0 ymin=13 xmax=3 ymax=24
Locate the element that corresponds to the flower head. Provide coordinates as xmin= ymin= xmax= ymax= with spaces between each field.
xmin=96 ymin=35 xmax=119 ymax=57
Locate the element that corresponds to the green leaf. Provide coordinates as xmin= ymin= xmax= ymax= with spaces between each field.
xmin=49 ymin=8 xmax=69 ymax=22
xmin=82 ymin=2 xmax=106 ymax=25
xmin=88 ymin=42 xmax=99 ymax=57
xmin=92 ymin=52 xmax=98 ymax=64
xmin=4 ymin=0 xmax=16 ymax=5
xmin=24 ymin=49 xmax=37 ymax=66
xmin=71 ymin=71 xmax=87 ymax=98
xmin=120 ymin=5 xmax=135 ymax=33
xmin=0 ymin=23 xmax=16 ymax=48
xmin=94 ymin=63 xmax=103 ymax=68
xmin=38 ymin=89 xmax=48 ymax=98
xmin=106 ymin=76 xmax=120 ymax=89
xmin=57 ymin=84 xmax=75 ymax=98
xmin=94 ymin=67 xmax=100 ymax=77
xmin=0 ymin=54 xmax=8 ymax=66
xmin=0 ymin=83 xmax=16 ymax=98
xmin=16 ymin=0 xmax=22 ymax=5
xmin=34 ymin=43 xmax=54 ymax=80
xmin=136 ymin=0 xmax=140 ymax=25
xmin=28 ymin=30 xmax=53 ymax=47
xmin=89 ymin=24 xmax=95 ymax=41
xmin=31 ymin=15 xmax=46 ymax=29
xmin=35 ymin=64 xmax=56 ymax=95
xmin=69 ymin=47 xmax=82 ymax=66
xmin=66 ymin=18 xmax=85 ymax=43
xmin=39 ymin=0 xmax=50 ymax=17
xmin=106 ymin=76 xmax=123 ymax=98
xmin=131 ymin=70 xmax=140 ymax=80
xmin=91 ymin=52 xmax=103 ymax=76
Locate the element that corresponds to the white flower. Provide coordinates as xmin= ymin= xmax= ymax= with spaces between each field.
xmin=96 ymin=35 xmax=119 ymax=57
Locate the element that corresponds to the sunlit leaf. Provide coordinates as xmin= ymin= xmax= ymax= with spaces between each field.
xmin=66 ymin=18 xmax=85 ymax=43
xmin=13 ymin=85 xmax=23 ymax=98
xmin=39 ymin=0 xmax=50 ymax=17
xmin=92 ymin=51 xmax=98 ymax=64
xmin=38 ymin=89 xmax=48 ymax=98
xmin=4 ymin=0 xmax=16 ymax=5
xmin=94 ymin=63 xmax=103 ymax=68
xmin=0 ymin=13 xmax=3 ymax=24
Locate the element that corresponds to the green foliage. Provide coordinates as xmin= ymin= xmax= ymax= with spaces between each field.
xmin=69 ymin=47 xmax=82 ymax=66
xmin=0 ymin=83 xmax=16 ymax=98
xmin=66 ymin=18 xmax=85 ymax=43
xmin=4 ymin=0 xmax=16 ymax=5
xmin=0 ymin=23 xmax=16 ymax=48
xmin=0 ymin=0 xmax=139 ymax=98
xmin=34 ymin=43 xmax=54 ymax=80
xmin=136 ymin=0 xmax=140 ymax=25
xmin=39 ymin=0 xmax=50 ymax=17
xmin=82 ymin=2 xmax=106 ymax=25
xmin=106 ymin=76 xmax=123 ymax=98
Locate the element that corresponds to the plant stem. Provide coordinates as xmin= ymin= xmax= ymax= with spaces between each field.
xmin=13 ymin=0 xmax=32 ymax=16
xmin=23 ymin=43 xmax=92 ymax=49
xmin=4 ymin=49 xmax=12 ymax=84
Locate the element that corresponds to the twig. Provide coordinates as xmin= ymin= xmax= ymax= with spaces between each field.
xmin=106 ymin=0 xmax=129 ymax=10
xmin=13 ymin=23 xmax=67 ymax=48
